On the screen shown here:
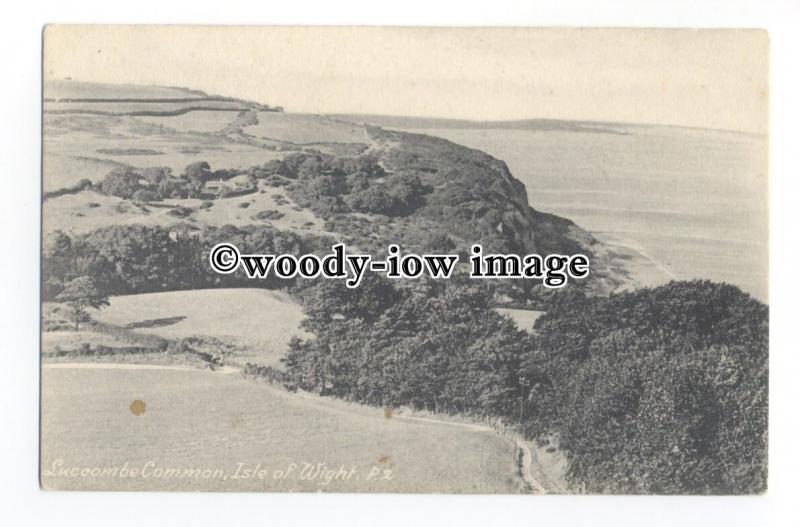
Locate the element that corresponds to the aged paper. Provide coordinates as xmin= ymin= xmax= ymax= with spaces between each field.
xmin=41 ymin=26 xmax=768 ymax=493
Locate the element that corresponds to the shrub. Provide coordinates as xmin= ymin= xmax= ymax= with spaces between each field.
xmin=253 ymin=210 xmax=285 ymax=221
xmin=43 ymin=178 xmax=93 ymax=200
xmin=166 ymin=206 xmax=193 ymax=218
xmin=182 ymin=161 xmax=213 ymax=184
xmin=99 ymin=168 xmax=143 ymax=199
xmin=284 ymin=279 xmax=768 ymax=494
xmin=142 ymin=166 xmax=172 ymax=185
xmin=132 ymin=189 xmax=162 ymax=202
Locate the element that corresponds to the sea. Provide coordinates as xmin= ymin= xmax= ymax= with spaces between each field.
xmin=399 ymin=123 xmax=768 ymax=302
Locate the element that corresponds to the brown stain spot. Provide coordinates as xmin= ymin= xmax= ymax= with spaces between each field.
xmin=383 ymin=407 xmax=393 ymax=420
xmin=129 ymin=399 xmax=146 ymax=416
xmin=378 ymin=455 xmax=390 ymax=464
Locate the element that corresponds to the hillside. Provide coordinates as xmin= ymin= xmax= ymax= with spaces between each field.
xmin=43 ymin=80 xmax=630 ymax=296
xmin=44 ymin=80 xmax=280 ymax=115
xmin=41 ymin=81 xmax=768 ymax=495
xmin=42 ymin=365 xmax=522 ymax=492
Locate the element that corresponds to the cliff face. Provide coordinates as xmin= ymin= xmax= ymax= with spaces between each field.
xmin=353 ymin=126 xmax=627 ymax=293
xmin=365 ymin=126 xmax=580 ymax=253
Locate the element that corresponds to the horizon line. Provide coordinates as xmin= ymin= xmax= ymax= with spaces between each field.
xmin=44 ymin=78 xmax=766 ymax=137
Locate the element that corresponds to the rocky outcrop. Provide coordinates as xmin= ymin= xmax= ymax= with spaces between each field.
xmin=363 ymin=126 xmax=629 ymax=293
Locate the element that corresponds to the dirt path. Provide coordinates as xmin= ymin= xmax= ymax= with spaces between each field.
xmin=391 ymin=414 xmax=551 ymax=493
xmin=43 ymin=361 xmax=557 ymax=493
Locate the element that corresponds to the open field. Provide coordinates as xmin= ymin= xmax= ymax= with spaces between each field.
xmin=44 ymin=100 xmax=247 ymax=115
xmin=41 ymin=191 xmax=193 ymax=235
xmin=43 ymin=110 xmax=284 ymax=191
xmin=184 ymin=186 xmax=328 ymax=233
xmin=44 ymin=129 xmax=283 ymax=180
xmin=135 ymin=111 xmax=241 ymax=133
xmin=45 ymin=80 xmax=208 ymax=100
xmin=90 ymin=289 xmax=308 ymax=367
xmin=42 ymin=153 xmax=131 ymax=192
xmin=40 ymin=365 xmax=521 ymax=492
xmin=42 ymin=183 xmax=328 ymax=236
xmin=243 ymin=112 xmax=369 ymax=145
xmin=43 ymin=192 xmax=153 ymax=234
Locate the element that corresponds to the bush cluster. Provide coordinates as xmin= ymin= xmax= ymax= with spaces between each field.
xmin=283 ymin=278 xmax=768 ymax=494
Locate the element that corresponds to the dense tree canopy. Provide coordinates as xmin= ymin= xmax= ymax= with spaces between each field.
xmin=284 ymin=279 xmax=768 ymax=494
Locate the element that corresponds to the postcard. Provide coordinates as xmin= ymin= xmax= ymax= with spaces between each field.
xmin=40 ymin=26 xmax=768 ymax=494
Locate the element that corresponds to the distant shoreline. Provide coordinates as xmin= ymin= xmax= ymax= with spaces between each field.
xmin=329 ymin=113 xmax=766 ymax=138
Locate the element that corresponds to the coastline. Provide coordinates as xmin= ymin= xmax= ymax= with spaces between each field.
xmin=599 ymin=235 xmax=677 ymax=292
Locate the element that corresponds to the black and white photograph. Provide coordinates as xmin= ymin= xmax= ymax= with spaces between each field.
xmin=6 ymin=2 xmax=800 ymax=523
xmin=37 ymin=25 xmax=770 ymax=495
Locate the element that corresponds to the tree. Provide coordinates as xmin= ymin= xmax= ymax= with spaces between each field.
xmin=99 ymin=168 xmax=143 ymax=199
xmin=54 ymin=276 xmax=109 ymax=330
xmin=346 ymin=173 xmax=426 ymax=216
xmin=183 ymin=161 xmax=212 ymax=184
xmin=156 ymin=177 xmax=186 ymax=199
xmin=142 ymin=166 xmax=172 ymax=186
xmin=132 ymin=189 xmax=161 ymax=202
xmin=43 ymin=230 xmax=71 ymax=258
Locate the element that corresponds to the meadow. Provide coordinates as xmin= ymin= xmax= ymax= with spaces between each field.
xmin=45 ymin=80 xmax=208 ymax=100
xmin=90 ymin=289 xmax=308 ymax=368
xmin=135 ymin=110 xmax=242 ymax=133
xmin=40 ymin=366 xmax=522 ymax=492
xmin=243 ymin=112 xmax=369 ymax=145
xmin=44 ymin=130 xmax=283 ymax=188
xmin=44 ymin=100 xmax=246 ymax=115
xmin=43 ymin=183 xmax=328 ymax=237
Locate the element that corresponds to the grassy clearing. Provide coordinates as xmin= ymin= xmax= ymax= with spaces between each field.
xmin=41 ymin=366 xmax=520 ymax=492
xmin=244 ymin=112 xmax=369 ymax=145
xmin=135 ymin=111 xmax=240 ymax=133
xmin=42 ymin=182 xmax=328 ymax=237
xmin=44 ymin=109 xmax=283 ymax=180
xmin=42 ymin=153 xmax=130 ymax=191
xmin=42 ymin=192 xmax=154 ymax=234
xmin=494 ymin=308 xmax=545 ymax=332
xmin=46 ymin=128 xmax=283 ymax=178
xmin=187 ymin=184 xmax=328 ymax=234
xmin=90 ymin=288 xmax=308 ymax=368
xmin=45 ymin=80 xmax=206 ymax=100
xmin=44 ymin=100 xmax=246 ymax=115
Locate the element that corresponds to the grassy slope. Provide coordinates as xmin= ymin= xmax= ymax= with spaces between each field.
xmin=44 ymin=185 xmax=328 ymax=237
xmin=244 ymin=112 xmax=369 ymax=145
xmin=40 ymin=82 xmax=607 ymax=493
xmin=41 ymin=366 xmax=520 ymax=493
xmin=45 ymin=80 xmax=209 ymax=100
xmin=89 ymin=289 xmax=308 ymax=368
